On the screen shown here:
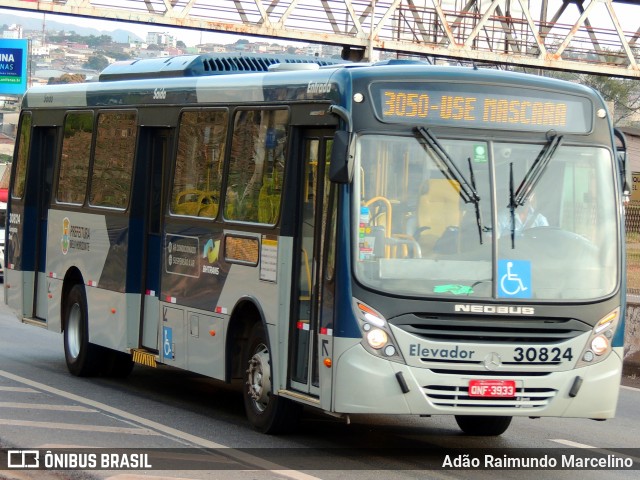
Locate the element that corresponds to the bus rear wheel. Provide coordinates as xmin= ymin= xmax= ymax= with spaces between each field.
xmin=63 ymin=284 xmax=104 ymax=377
xmin=455 ymin=415 xmax=512 ymax=436
xmin=243 ymin=323 xmax=301 ymax=434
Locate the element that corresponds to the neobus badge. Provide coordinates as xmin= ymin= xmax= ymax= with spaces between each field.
xmin=454 ymin=304 xmax=535 ymax=315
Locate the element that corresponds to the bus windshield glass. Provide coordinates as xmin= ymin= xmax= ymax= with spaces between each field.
xmin=353 ymin=133 xmax=618 ymax=301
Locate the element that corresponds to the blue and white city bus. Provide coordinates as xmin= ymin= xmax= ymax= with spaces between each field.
xmin=5 ymin=53 xmax=627 ymax=435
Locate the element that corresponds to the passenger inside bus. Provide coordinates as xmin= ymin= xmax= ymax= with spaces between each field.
xmin=496 ymin=192 xmax=549 ymax=238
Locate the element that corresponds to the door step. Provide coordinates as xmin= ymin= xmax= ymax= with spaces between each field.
xmin=277 ymin=389 xmax=320 ymax=406
xmin=22 ymin=317 xmax=47 ymax=329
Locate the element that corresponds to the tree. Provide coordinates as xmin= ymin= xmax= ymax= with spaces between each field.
xmin=177 ymin=40 xmax=187 ymax=49
xmin=103 ymin=50 xmax=132 ymax=61
xmin=48 ymin=73 xmax=86 ymax=84
xmin=86 ymin=35 xmax=113 ymax=48
xmin=84 ymin=54 xmax=110 ymax=72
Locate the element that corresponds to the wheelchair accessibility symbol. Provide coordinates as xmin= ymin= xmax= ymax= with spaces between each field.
xmin=498 ymin=260 xmax=531 ymax=298
xmin=163 ymin=326 xmax=174 ymax=359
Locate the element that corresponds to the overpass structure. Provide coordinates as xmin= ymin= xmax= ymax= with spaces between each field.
xmin=2 ymin=0 xmax=640 ymax=78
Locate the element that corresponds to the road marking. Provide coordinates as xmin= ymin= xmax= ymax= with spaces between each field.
xmin=0 ymin=369 xmax=321 ymax=480
xmin=0 ymin=386 xmax=39 ymax=393
xmin=551 ymin=438 xmax=594 ymax=448
xmin=551 ymin=439 xmax=640 ymax=464
xmin=0 ymin=402 xmax=96 ymax=412
xmin=0 ymin=419 xmax=160 ymax=435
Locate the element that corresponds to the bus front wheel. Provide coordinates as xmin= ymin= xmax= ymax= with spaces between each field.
xmin=454 ymin=415 xmax=512 ymax=436
xmin=63 ymin=284 xmax=103 ymax=377
xmin=243 ymin=323 xmax=301 ymax=434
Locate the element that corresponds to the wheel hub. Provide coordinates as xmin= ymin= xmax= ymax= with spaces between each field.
xmin=67 ymin=303 xmax=82 ymax=359
xmin=246 ymin=345 xmax=271 ymax=412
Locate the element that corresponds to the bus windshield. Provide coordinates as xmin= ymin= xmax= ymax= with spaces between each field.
xmin=353 ymin=133 xmax=618 ymax=301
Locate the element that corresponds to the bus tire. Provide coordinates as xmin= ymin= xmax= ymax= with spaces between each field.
xmin=63 ymin=284 xmax=103 ymax=377
xmin=454 ymin=415 xmax=512 ymax=436
xmin=243 ymin=323 xmax=301 ymax=434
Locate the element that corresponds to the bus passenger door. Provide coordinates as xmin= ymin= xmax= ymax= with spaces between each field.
xmin=290 ymin=130 xmax=336 ymax=397
xmin=33 ymin=128 xmax=56 ymax=321
xmin=136 ymin=128 xmax=170 ymax=351
xmin=17 ymin=126 xmax=55 ymax=322
xmin=6 ymin=123 xmax=56 ymax=322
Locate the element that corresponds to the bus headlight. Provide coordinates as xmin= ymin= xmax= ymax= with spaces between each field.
xmin=366 ymin=329 xmax=388 ymax=349
xmin=576 ymin=308 xmax=620 ymax=367
xmin=591 ymin=335 xmax=609 ymax=356
xmin=353 ymin=298 xmax=405 ymax=363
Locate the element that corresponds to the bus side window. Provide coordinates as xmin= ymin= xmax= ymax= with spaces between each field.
xmin=89 ymin=111 xmax=137 ymax=209
xmin=225 ymin=109 xmax=288 ymax=224
xmin=58 ymin=111 xmax=93 ymax=205
xmin=171 ymin=109 xmax=227 ymax=219
xmin=12 ymin=112 xmax=32 ymax=200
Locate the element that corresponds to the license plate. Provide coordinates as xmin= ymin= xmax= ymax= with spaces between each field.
xmin=468 ymin=379 xmax=516 ymax=398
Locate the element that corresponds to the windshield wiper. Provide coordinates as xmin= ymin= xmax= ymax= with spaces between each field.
xmin=512 ymin=131 xmax=563 ymax=208
xmin=416 ymin=127 xmax=480 ymax=204
xmin=508 ymin=131 xmax=563 ymax=248
xmin=466 ymin=156 xmax=484 ymax=245
xmin=416 ymin=127 xmax=484 ymax=246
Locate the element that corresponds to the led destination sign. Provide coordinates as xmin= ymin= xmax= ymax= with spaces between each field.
xmin=372 ymin=82 xmax=593 ymax=133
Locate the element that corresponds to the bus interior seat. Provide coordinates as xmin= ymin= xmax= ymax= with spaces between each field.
xmin=198 ymin=192 xmax=219 ymax=218
xmin=174 ymin=189 xmax=218 ymax=217
xmin=258 ymin=178 xmax=280 ymax=224
xmin=363 ymin=196 xmax=393 ymax=257
xmin=415 ymin=178 xmax=461 ymax=253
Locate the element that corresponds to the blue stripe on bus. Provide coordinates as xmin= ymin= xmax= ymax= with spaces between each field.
xmin=21 ymin=205 xmax=38 ymax=272
xmin=334 ymin=185 xmax=360 ymax=339
xmin=125 ymin=216 xmax=144 ymax=294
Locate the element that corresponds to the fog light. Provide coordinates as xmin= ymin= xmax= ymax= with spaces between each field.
xmin=582 ymin=350 xmax=594 ymax=362
xmin=384 ymin=345 xmax=396 ymax=356
xmin=366 ymin=329 xmax=388 ymax=349
xmin=591 ymin=335 xmax=609 ymax=355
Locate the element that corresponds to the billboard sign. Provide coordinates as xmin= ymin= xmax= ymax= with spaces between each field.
xmin=0 ymin=39 xmax=28 ymax=95
xmin=632 ymin=172 xmax=640 ymax=202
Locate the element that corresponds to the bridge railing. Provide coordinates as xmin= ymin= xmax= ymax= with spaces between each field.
xmin=3 ymin=0 xmax=639 ymax=78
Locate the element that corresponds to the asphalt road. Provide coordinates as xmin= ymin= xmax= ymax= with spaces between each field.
xmin=0 ymin=303 xmax=639 ymax=480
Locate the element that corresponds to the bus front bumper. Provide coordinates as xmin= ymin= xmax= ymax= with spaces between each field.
xmin=333 ymin=341 xmax=622 ymax=419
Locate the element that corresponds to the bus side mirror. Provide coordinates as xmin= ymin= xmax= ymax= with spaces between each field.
xmin=329 ymin=130 xmax=353 ymax=184
xmin=614 ymin=128 xmax=630 ymax=201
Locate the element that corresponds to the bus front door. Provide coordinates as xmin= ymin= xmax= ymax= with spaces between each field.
xmin=19 ymin=126 xmax=56 ymax=323
xmin=290 ymin=131 xmax=336 ymax=398
xmin=34 ymin=128 xmax=56 ymax=321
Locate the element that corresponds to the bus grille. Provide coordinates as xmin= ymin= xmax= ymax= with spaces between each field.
xmin=423 ymin=385 xmax=557 ymax=409
xmin=394 ymin=316 xmax=590 ymax=344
